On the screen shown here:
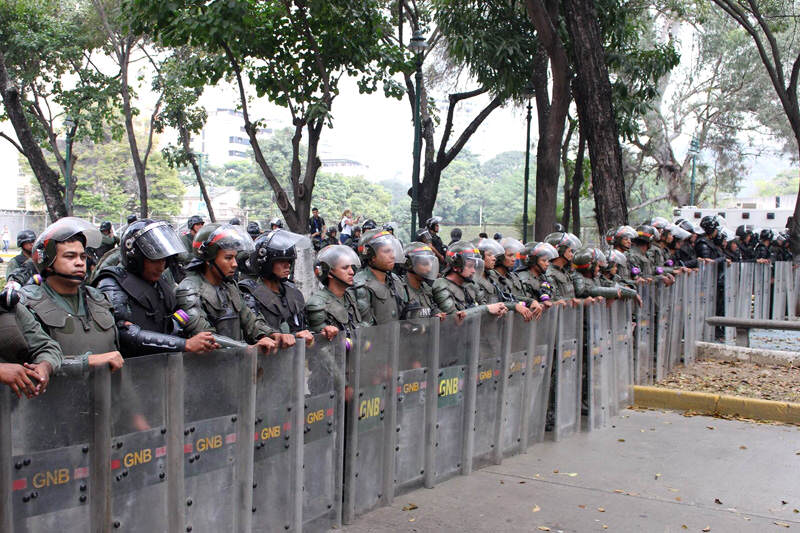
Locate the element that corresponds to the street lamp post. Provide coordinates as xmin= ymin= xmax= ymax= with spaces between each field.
xmin=409 ymin=30 xmax=427 ymax=238
xmin=689 ymin=135 xmax=700 ymax=206
xmin=64 ymin=116 xmax=77 ymax=216
xmin=522 ymin=84 xmax=534 ymax=242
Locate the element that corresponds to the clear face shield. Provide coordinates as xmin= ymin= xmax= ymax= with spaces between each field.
xmin=318 ymin=245 xmax=362 ymax=282
xmin=130 ymin=221 xmax=186 ymax=260
xmin=532 ymin=242 xmax=558 ymax=261
xmin=208 ymin=224 xmax=256 ymax=254
xmin=477 ymin=238 xmax=505 ymax=267
xmin=408 ymin=250 xmax=439 ymax=280
xmin=368 ymin=232 xmax=404 ymax=267
xmin=263 ymin=229 xmax=312 ymax=252
xmin=460 ymin=254 xmax=484 ymax=280
xmin=499 ymin=237 xmax=525 ymax=267
xmin=37 ymin=217 xmax=103 ymax=250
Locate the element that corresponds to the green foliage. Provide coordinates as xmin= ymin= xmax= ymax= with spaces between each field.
xmin=756 ymin=169 xmax=799 ymax=198
xmin=311 ymin=174 xmax=393 ymax=227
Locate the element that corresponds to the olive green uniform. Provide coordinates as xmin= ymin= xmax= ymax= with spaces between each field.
xmin=21 ymin=283 xmax=118 ymax=373
xmin=627 ymin=246 xmax=658 ymax=281
xmin=516 ymin=269 xmax=554 ymax=302
xmin=647 ymin=244 xmax=674 ymax=274
xmin=544 ymin=262 xmax=576 ymax=300
xmin=571 ymin=273 xmax=623 ymax=299
xmin=0 ymin=304 xmax=62 ymax=371
xmin=353 ymin=268 xmax=408 ymax=324
xmin=431 ymin=277 xmax=487 ymax=316
xmin=176 ymin=272 xmax=276 ymax=343
xmin=5 ymin=252 xmax=30 ymax=281
xmin=403 ymin=276 xmax=440 ymax=319
xmin=305 ymin=287 xmax=371 ymax=333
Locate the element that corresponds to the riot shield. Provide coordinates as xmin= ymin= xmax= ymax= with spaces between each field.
xmin=182 ymin=348 xmax=255 ymax=533
xmin=524 ymin=307 xmax=557 ymax=446
xmin=394 ymin=317 xmax=438 ymax=494
xmin=611 ymin=300 xmax=634 ymax=409
xmin=343 ymin=322 xmax=397 ymax=522
xmin=252 ymin=343 xmax=304 ymax=533
xmin=773 ymin=262 xmax=789 ymax=320
xmin=792 ymin=266 xmax=800 ymax=319
xmin=110 ymin=354 xmax=169 ymax=532
xmin=586 ymin=303 xmax=613 ymax=431
xmin=753 ymin=263 xmax=770 ymax=319
xmin=738 ymin=261 xmax=755 ymax=319
xmin=501 ymin=312 xmax=531 ymax=457
xmin=472 ymin=312 xmax=507 ymax=468
xmin=5 ymin=367 xmax=109 ymax=532
xmin=683 ymin=270 xmax=699 ymax=365
xmin=635 ymin=284 xmax=654 ymax=384
xmin=667 ymin=275 xmax=684 ymax=372
xmin=723 ymin=263 xmax=738 ymax=342
xmin=553 ymin=304 xmax=582 ymax=441
xmin=434 ymin=314 xmax=478 ymax=483
xmin=303 ymin=335 xmax=346 ymax=531
xmin=654 ymin=282 xmax=671 ymax=381
xmin=603 ymin=302 xmax=618 ymax=417
xmin=697 ymin=263 xmax=710 ymax=341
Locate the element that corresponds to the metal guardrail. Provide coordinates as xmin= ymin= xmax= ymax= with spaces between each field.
xmin=1 ymin=263 xmax=796 ymax=531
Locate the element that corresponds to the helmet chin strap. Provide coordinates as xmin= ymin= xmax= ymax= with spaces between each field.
xmin=329 ymin=272 xmax=353 ymax=287
xmin=46 ymin=270 xmax=86 ymax=282
xmin=210 ymin=260 xmax=234 ymax=283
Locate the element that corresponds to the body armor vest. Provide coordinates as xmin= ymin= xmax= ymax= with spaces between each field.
xmin=240 ymin=279 xmax=306 ymax=332
xmin=96 ymin=268 xmax=176 ymax=333
xmin=0 ymin=310 xmax=30 ymax=363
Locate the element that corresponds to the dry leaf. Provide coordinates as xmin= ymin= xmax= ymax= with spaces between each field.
xmin=706 ymin=426 xmax=715 ymax=430
xmin=500 ymin=480 xmax=504 ymax=485
xmin=597 ymin=507 xmax=605 ymax=512
xmin=618 ymin=438 xmax=626 ymax=442
xmin=714 ymin=498 xmax=723 ymax=505
xmin=655 ymin=473 xmax=661 ymax=480
xmin=739 ymin=445 xmax=747 ymax=450
xmin=402 ymin=503 xmax=418 ymax=511
xmin=519 ymin=481 xmax=526 ymax=484
xmin=793 ymin=508 xmax=799 ymax=514
xmin=781 ymin=500 xmax=788 ymax=505
xmin=774 ymin=522 xmax=790 ymax=528
xmin=681 ymin=526 xmax=688 ymax=530
xmin=668 ymin=488 xmax=680 ymax=492
xmin=553 ymin=469 xmax=560 ymax=473
xmin=563 ymin=472 xmax=578 ymax=477
xmin=702 ymin=527 xmax=711 ymax=532
xmin=578 ymin=505 xmax=586 ymax=509
xmin=409 ymin=518 xmax=416 ymax=523
xmin=532 ymin=505 xmax=541 ymax=513
xmin=675 ymin=497 xmax=682 ymax=502
xmin=537 ymin=527 xmax=550 ymax=531
xmin=603 ymin=526 xmax=608 ymax=529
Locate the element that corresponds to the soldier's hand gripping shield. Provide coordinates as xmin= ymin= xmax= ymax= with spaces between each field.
xmin=32 ymin=217 xmax=103 ymax=272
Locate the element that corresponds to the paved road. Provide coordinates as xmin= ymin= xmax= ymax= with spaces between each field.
xmin=341 ymin=409 xmax=800 ymax=532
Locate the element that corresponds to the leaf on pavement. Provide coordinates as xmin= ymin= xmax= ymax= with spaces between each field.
xmin=597 ymin=507 xmax=605 ymax=512
xmin=402 ymin=503 xmax=418 ymax=511
xmin=714 ymin=498 xmax=723 ymax=505
xmin=774 ymin=521 xmax=790 ymax=528
xmin=537 ymin=527 xmax=550 ymax=531
xmin=532 ymin=505 xmax=540 ymax=513
xmin=702 ymin=527 xmax=711 ymax=532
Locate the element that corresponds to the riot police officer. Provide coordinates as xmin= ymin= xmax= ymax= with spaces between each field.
xmin=322 ymin=227 xmax=339 ymax=247
xmin=269 ymin=218 xmax=283 ymax=230
xmin=571 ymin=248 xmax=628 ymax=301
xmin=239 ymin=230 xmax=313 ymax=344
xmin=674 ymin=219 xmax=702 ymax=268
xmin=247 ymin=221 xmax=262 ymax=240
xmin=306 ymin=245 xmax=371 ymax=339
xmin=600 ymin=249 xmax=640 ymax=302
xmin=474 ymin=238 xmax=536 ymax=320
xmin=353 ymin=229 xmax=408 ymax=324
xmin=696 ymin=216 xmax=727 ymax=263
xmin=93 ymin=220 xmax=219 ymax=357
xmin=401 ymin=242 xmax=443 ymax=319
xmin=517 ymin=241 xmax=557 ymax=304
xmin=0 ymin=286 xmax=62 ymax=398
xmin=544 ymin=231 xmax=582 ymax=301
xmin=736 ymin=225 xmax=756 ymax=261
xmin=629 ymin=225 xmax=673 ymax=285
xmin=754 ymin=228 xmax=775 ymax=263
xmin=425 ymin=216 xmax=447 ymax=266
xmin=175 ymin=223 xmax=289 ymax=352
xmin=92 ymin=221 xmax=119 ymax=260
xmin=20 ymin=217 xmax=124 ymax=373
xmin=181 ymin=215 xmax=205 ymax=258
xmin=431 ymin=241 xmax=506 ymax=317
xmin=6 ymin=229 xmax=36 ymax=281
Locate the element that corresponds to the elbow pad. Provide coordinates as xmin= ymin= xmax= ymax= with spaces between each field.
xmin=120 ymin=323 xmax=186 ymax=353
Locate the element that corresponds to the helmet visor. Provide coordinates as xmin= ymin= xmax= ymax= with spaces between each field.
xmin=408 ymin=250 xmax=439 ymax=280
xmin=595 ymin=249 xmax=608 ymax=267
xmin=476 ymin=238 xmax=504 ymax=258
xmin=203 ymin=224 xmax=255 ymax=253
xmin=262 ymin=229 xmax=311 ymax=252
xmin=318 ymin=244 xmax=362 ymax=270
xmin=37 ymin=216 xmax=102 ymax=250
xmin=367 ymin=233 xmax=404 ymax=264
xmin=461 ymin=255 xmax=484 ymax=280
xmin=608 ymin=249 xmax=627 ymax=267
xmin=499 ymin=237 xmax=525 ymax=256
xmin=615 ymin=225 xmax=637 ymax=241
xmin=532 ymin=242 xmax=558 ymax=260
xmin=132 ymin=222 xmax=186 ymax=260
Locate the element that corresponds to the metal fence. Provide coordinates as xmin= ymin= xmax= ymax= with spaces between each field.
xmin=1 ymin=264 xmax=797 ymax=532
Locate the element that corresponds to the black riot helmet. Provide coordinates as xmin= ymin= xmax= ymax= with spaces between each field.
xmin=99 ymin=221 xmax=112 ymax=233
xmin=269 ymin=217 xmax=283 ymax=229
xmin=126 ymin=214 xmax=138 ymax=224
xmin=361 ymin=219 xmax=377 ymax=231
xmin=121 ymin=220 xmax=186 ymax=275
xmin=16 ymin=229 xmax=36 ymax=248
xmin=699 ymin=215 xmax=719 ymax=235
xmin=425 ymin=216 xmax=442 ymax=231
xmin=187 ymin=215 xmax=205 ymax=233
xmin=247 ymin=221 xmax=261 ymax=238
xmin=251 ymin=229 xmax=310 ymax=281
xmin=229 ymin=217 xmax=241 ymax=226
xmin=759 ymin=228 xmax=774 ymax=242
xmin=32 ymin=217 xmax=102 ymax=277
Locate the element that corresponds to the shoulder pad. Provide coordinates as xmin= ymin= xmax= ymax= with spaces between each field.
xmin=84 ymin=285 xmax=110 ymax=303
xmin=90 ymin=265 xmax=126 ymax=286
xmin=238 ymin=278 xmax=257 ymax=292
xmin=19 ymin=284 xmax=45 ymax=302
xmin=305 ymin=292 xmax=329 ymax=312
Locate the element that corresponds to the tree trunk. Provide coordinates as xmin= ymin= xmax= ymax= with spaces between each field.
xmin=0 ymin=51 xmax=67 ymax=221
xmin=118 ymin=44 xmax=148 ymax=218
xmin=563 ymin=0 xmax=628 ymax=236
xmin=570 ymin=128 xmax=586 ymax=238
xmin=178 ymin=123 xmax=215 ymax=222
xmin=525 ymin=0 xmax=572 ymax=241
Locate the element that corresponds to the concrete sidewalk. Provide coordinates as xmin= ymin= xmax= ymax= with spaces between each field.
xmin=341 ymin=410 xmax=800 ymax=532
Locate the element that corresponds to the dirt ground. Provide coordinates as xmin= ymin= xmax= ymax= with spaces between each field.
xmin=657 ymin=359 xmax=800 ymax=403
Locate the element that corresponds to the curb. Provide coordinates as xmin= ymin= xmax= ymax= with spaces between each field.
xmin=633 ymin=385 xmax=800 ymax=425
xmin=696 ymin=341 xmax=799 ymax=366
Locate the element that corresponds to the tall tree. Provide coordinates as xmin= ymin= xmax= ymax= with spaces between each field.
xmin=127 ymin=0 xmax=405 ymax=233
xmin=709 ymin=0 xmax=800 ymax=252
xmin=0 ymin=0 xmax=119 ymax=220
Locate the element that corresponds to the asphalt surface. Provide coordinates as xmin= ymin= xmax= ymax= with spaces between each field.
xmin=340 ymin=409 xmax=800 ymax=532
xmin=749 ymin=329 xmax=800 ymax=352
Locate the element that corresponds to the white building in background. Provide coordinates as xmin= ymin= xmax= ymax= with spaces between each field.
xmin=319 ymin=156 xmax=369 ymax=178
xmin=180 ymin=186 xmax=243 ymax=223
xmin=193 ymin=108 xmax=273 ymax=168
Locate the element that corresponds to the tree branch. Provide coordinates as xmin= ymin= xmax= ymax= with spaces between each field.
xmin=0 ymin=132 xmax=24 ymax=154
xmin=442 ymin=94 xmax=503 ymax=167
xmin=629 ymin=193 xmax=669 ymax=213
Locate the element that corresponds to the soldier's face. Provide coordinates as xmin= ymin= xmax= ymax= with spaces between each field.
xmin=214 ymin=250 xmax=238 ymax=278
xmin=564 ymin=247 xmax=574 ymax=261
xmin=52 ymin=241 xmax=87 ymax=283
xmin=460 ymin=261 xmax=476 ymax=280
xmin=503 ymin=250 xmax=516 ymax=268
xmin=22 ymin=242 xmax=33 ymax=253
xmin=536 ymin=257 xmax=549 ymax=272
xmin=620 ymin=237 xmax=631 ymax=250
xmin=371 ymin=245 xmax=395 ymax=271
xmin=483 ymin=252 xmax=497 ymax=270
xmin=141 ymin=258 xmax=166 ymax=282
xmin=272 ymin=260 xmax=292 ymax=280
xmin=332 ymin=260 xmax=355 ymax=286
xmin=190 ymin=222 xmax=204 ymax=236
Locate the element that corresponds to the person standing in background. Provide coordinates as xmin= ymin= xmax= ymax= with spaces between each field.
xmin=339 ymin=209 xmax=360 ymax=244
xmin=1 ymin=226 xmax=10 ymax=253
